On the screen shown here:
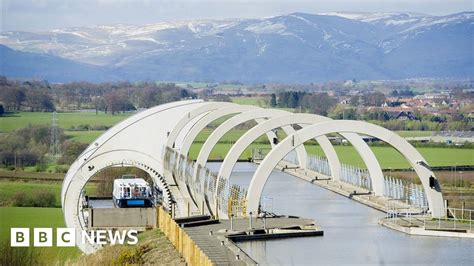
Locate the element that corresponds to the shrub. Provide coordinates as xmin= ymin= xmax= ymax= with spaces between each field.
xmin=55 ymin=165 xmax=69 ymax=173
xmin=113 ymin=246 xmax=144 ymax=265
xmin=11 ymin=190 xmax=56 ymax=207
xmin=12 ymin=192 xmax=31 ymax=207
xmin=34 ymin=190 xmax=56 ymax=207
xmin=59 ymin=140 xmax=88 ymax=165
xmin=34 ymin=161 xmax=47 ymax=172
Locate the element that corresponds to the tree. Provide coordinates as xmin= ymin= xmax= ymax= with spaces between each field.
xmin=349 ymin=95 xmax=360 ymax=107
xmin=24 ymin=90 xmax=55 ymax=112
xmin=0 ymin=87 xmax=25 ymax=111
xmin=329 ymin=105 xmax=357 ymax=120
xmin=365 ymin=92 xmax=386 ymax=107
xmin=270 ymin=93 xmax=277 ymax=107
xmin=60 ymin=141 xmax=88 ymax=164
xmin=104 ymin=92 xmax=121 ymax=115
xmin=288 ymin=92 xmax=300 ymax=108
xmin=301 ymin=93 xmax=337 ymax=116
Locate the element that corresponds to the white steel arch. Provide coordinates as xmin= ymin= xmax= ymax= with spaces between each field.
xmin=192 ymin=108 xmax=312 ymax=215
xmin=246 ymin=120 xmax=444 ymax=218
xmin=165 ymin=101 xmax=235 ymax=151
xmin=193 ymin=108 xmax=309 ymax=180
xmin=179 ymin=104 xmax=258 ymax=158
xmin=176 ymin=104 xmax=284 ymax=210
xmin=217 ymin=114 xmax=386 ymax=196
xmin=62 ymin=100 xmax=203 ymax=206
xmin=62 ymin=100 xmax=205 ymax=254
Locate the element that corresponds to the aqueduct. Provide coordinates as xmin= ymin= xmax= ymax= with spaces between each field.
xmin=62 ymin=100 xmax=444 ymax=253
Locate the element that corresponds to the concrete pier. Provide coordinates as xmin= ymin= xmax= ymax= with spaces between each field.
xmin=182 ymin=216 xmax=322 ymax=265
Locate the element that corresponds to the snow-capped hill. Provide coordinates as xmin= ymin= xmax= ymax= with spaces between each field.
xmin=0 ymin=12 xmax=472 ymax=82
xmin=319 ymin=12 xmax=425 ymax=23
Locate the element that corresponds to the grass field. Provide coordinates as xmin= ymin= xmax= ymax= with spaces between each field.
xmin=0 ymin=180 xmax=97 ymax=207
xmin=188 ymin=142 xmax=474 ymax=169
xmin=0 ymin=112 xmax=131 ymax=132
xmin=0 ymin=207 xmax=80 ymax=263
xmin=64 ymin=130 xmax=105 ymax=143
xmin=230 ymin=96 xmax=266 ymax=106
xmin=188 ymin=128 xmax=472 ymax=168
xmin=305 ymin=145 xmax=474 ymax=169
xmin=394 ymin=131 xmax=433 ymax=137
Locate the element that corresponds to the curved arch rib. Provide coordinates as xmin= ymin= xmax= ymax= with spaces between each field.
xmin=217 ymin=114 xmax=385 ymax=196
xmin=176 ymin=104 xmax=269 ymax=210
xmin=193 ymin=108 xmax=308 ymax=181
xmin=246 ymin=120 xmax=444 ymax=218
xmin=62 ymin=100 xmax=204 ymax=254
xmin=165 ymin=102 xmax=235 ymax=150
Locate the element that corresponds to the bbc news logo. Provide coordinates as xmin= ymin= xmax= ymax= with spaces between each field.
xmin=11 ymin=228 xmax=138 ymax=247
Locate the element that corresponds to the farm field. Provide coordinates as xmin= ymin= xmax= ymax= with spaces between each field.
xmin=0 ymin=180 xmax=97 ymax=207
xmin=188 ymin=142 xmax=474 ymax=169
xmin=230 ymin=96 xmax=266 ymax=106
xmin=0 ymin=207 xmax=80 ymax=263
xmin=304 ymin=145 xmax=474 ymax=169
xmin=0 ymin=111 xmax=131 ymax=132
xmin=65 ymin=130 xmax=105 ymax=143
xmin=394 ymin=131 xmax=433 ymax=137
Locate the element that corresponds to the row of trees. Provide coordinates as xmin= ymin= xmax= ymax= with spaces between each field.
xmin=0 ymin=77 xmax=195 ymax=114
xmin=0 ymin=86 xmax=54 ymax=112
xmin=0 ymin=124 xmax=88 ymax=169
xmin=269 ymin=91 xmax=337 ymax=115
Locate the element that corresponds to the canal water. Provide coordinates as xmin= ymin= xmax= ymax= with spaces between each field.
xmin=207 ymin=163 xmax=473 ymax=265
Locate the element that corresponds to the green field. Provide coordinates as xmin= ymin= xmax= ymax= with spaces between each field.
xmin=0 ymin=207 xmax=80 ymax=262
xmin=188 ymin=142 xmax=474 ymax=169
xmin=189 ymin=128 xmax=471 ymax=168
xmin=0 ymin=180 xmax=97 ymax=207
xmin=305 ymin=145 xmax=474 ymax=169
xmin=0 ymin=112 xmax=131 ymax=132
xmin=230 ymin=96 xmax=266 ymax=106
xmin=394 ymin=131 xmax=433 ymax=137
xmin=64 ymin=130 xmax=105 ymax=143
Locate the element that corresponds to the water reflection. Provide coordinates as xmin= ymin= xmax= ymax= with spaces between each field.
xmin=207 ymin=163 xmax=473 ymax=265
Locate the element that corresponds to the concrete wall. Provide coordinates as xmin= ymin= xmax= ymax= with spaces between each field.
xmin=90 ymin=208 xmax=156 ymax=229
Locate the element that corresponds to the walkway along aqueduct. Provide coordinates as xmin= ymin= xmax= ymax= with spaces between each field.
xmin=61 ymin=100 xmax=444 ymax=253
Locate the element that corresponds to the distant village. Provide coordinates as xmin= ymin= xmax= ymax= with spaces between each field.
xmin=344 ymin=91 xmax=472 ymax=122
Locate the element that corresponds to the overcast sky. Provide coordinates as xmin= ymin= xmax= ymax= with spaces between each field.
xmin=1 ymin=0 xmax=472 ymax=31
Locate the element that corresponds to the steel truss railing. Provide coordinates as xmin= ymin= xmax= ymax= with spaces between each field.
xmin=164 ymin=146 xmax=248 ymax=217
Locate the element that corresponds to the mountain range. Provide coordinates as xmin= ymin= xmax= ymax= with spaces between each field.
xmin=1 ymin=12 xmax=472 ymax=83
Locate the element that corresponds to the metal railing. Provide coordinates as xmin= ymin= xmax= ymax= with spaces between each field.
xmin=164 ymin=146 xmax=248 ymax=217
xmin=383 ymin=176 xmax=428 ymax=208
xmin=386 ymin=203 xmax=473 ymax=231
xmin=253 ymin=148 xmax=429 ymax=210
xmin=340 ymin=163 xmax=372 ymax=190
xmin=307 ymin=154 xmax=331 ymax=176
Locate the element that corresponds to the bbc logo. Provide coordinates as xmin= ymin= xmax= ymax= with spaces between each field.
xmin=11 ymin=228 xmax=138 ymax=247
xmin=11 ymin=228 xmax=75 ymax=247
